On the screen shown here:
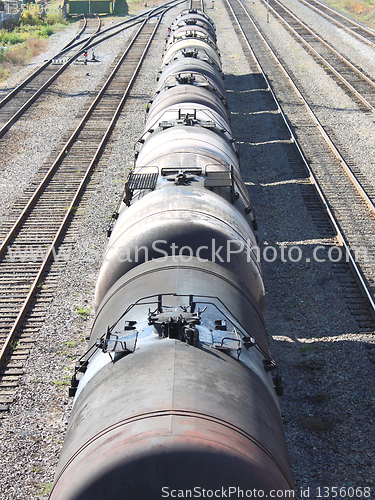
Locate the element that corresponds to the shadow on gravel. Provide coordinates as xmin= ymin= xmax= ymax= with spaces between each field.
xmin=224 ymin=70 xmax=375 ymax=496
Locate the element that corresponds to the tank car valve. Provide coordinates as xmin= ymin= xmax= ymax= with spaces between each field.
xmin=148 ymin=301 xmax=205 ymax=347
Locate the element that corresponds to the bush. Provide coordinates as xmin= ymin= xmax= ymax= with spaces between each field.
xmin=3 ymin=44 xmax=29 ymax=64
xmin=44 ymin=12 xmax=67 ymax=25
xmin=0 ymin=36 xmax=47 ymax=65
xmin=36 ymin=25 xmax=54 ymax=37
xmin=2 ymin=18 xmax=19 ymax=30
xmin=20 ymin=9 xmax=42 ymax=26
xmin=0 ymin=4 xmax=69 ymax=81
xmin=0 ymin=30 xmax=27 ymax=45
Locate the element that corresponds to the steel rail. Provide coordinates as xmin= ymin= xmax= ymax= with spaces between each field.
xmin=0 ymin=2 xmax=185 ymax=260
xmin=80 ymin=15 xmax=88 ymax=34
xmin=0 ymin=16 xmax=100 ymax=111
xmin=0 ymin=0 xmax=184 ymax=137
xmin=262 ymin=0 xmax=375 ymax=115
xmin=1 ymin=0 xmax=182 ymax=101
xmin=0 ymin=17 xmax=161 ymax=369
xmin=50 ymin=14 xmax=101 ymax=55
xmin=188 ymin=0 xmax=205 ymax=10
xmin=0 ymin=19 xmax=102 ymax=138
xmin=59 ymin=0 xmax=183 ymax=55
xmin=224 ymin=0 xmax=375 ymax=316
xmin=234 ymin=0 xmax=375 ymax=218
xmin=298 ymin=0 xmax=375 ymax=49
xmin=0 ymin=20 xmax=144 ymax=261
xmin=0 ymin=2 xmax=175 ymax=111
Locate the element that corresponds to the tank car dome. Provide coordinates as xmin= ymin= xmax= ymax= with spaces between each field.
xmin=162 ymin=38 xmax=221 ymax=68
xmin=135 ymin=126 xmax=238 ymax=173
xmin=147 ymin=85 xmax=229 ymax=126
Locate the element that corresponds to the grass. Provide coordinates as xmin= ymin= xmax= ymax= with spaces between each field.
xmin=300 ymin=343 xmax=318 ymax=353
xmin=53 ymin=376 xmax=70 ymax=386
xmin=37 ymin=482 xmax=53 ymax=496
xmin=74 ymin=305 xmax=91 ymax=319
xmin=64 ymin=340 xmax=78 ymax=348
xmin=323 ymin=0 xmax=375 ymax=29
xmin=0 ymin=9 xmax=69 ymax=82
xmin=0 ymin=31 xmax=27 ymax=45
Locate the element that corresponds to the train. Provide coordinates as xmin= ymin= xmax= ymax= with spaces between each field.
xmin=49 ymin=7 xmax=294 ymax=499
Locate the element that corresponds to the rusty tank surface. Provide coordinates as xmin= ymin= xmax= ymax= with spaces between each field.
xmin=49 ymin=7 xmax=294 ymax=500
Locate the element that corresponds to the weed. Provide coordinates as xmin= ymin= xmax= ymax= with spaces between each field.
xmin=0 ymin=12 xmax=68 ymax=82
xmin=9 ymin=339 xmax=19 ymax=350
xmin=37 ymin=483 xmax=53 ymax=496
xmin=20 ymin=10 xmax=42 ymax=26
xmin=1 ymin=18 xmax=18 ymax=30
xmin=26 ymin=36 xmax=47 ymax=57
xmin=0 ymin=65 xmax=9 ymax=80
xmin=314 ymin=392 xmax=330 ymax=403
xmin=324 ymin=0 xmax=375 ymax=28
xmin=44 ymin=13 xmax=65 ymax=25
xmin=285 ymin=300 xmax=297 ymax=309
xmin=64 ymin=340 xmax=77 ymax=348
xmin=300 ymin=343 xmax=317 ymax=353
xmin=36 ymin=25 xmax=54 ymax=38
xmin=3 ymin=45 xmax=29 ymax=65
xmin=53 ymin=377 xmax=70 ymax=387
xmin=0 ymin=30 xmax=26 ymax=45
xmin=74 ymin=306 xmax=91 ymax=319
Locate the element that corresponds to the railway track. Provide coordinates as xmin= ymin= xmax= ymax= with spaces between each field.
xmin=0 ymin=17 xmax=161 ymax=412
xmin=254 ymin=0 xmax=375 ymax=233
xmin=224 ymin=0 xmax=375 ymax=322
xmin=298 ymin=0 xmax=375 ymax=49
xmin=0 ymin=16 xmax=102 ymax=138
xmin=261 ymin=0 xmax=375 ymax=115
xmin=189 ymin=0 xmax=205 ymax=10
xmin=0 ymin=0 xmax=184 ymax=139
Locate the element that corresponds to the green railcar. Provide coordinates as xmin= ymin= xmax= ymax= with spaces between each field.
xmin=68 ymin=0 xmax=113 ymax=14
